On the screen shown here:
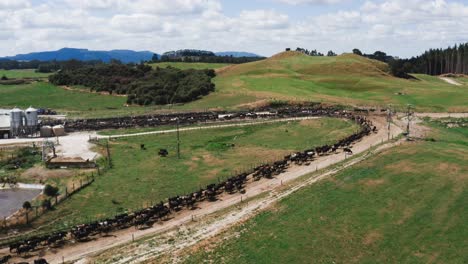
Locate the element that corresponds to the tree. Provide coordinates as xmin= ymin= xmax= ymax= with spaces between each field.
xmin=44 ymin=184 xmax=59 ymax=204
xmin=0 ymin=75 xmax=7 ymax=80
xmin=22 ymin=201 xmax=32 ymax=224
xmin=352 ymin=49 xmax=363 ymax=56
xmin=327 ymin=50 xmax=337 ymax=56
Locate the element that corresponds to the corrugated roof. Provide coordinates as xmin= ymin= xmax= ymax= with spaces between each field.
xmin=0 ymin=109 xmax=11 ymax=129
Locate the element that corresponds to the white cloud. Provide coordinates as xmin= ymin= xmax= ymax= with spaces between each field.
xmin=0 ymin=0 xmax=30 ymax=9
xmin=277 ymin=0 xmax=344 ymax=4
xmin=0 ymin=0 xmax=467 ymax=58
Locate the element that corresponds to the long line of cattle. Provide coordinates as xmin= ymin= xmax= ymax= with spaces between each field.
xmin=3 ymin=108 xmax=377 ymax=263
xmin=41 ymin=104 xmax=378 ymax=132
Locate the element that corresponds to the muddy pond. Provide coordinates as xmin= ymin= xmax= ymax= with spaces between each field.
xmin=0 ymin=188 xmax=42 ymax=218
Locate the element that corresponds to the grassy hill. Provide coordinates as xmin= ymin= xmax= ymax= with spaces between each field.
xmin=195 ymin=51 xmax=467 ymax=112
xmin=183 ymin=119 xmax=468 ymax=263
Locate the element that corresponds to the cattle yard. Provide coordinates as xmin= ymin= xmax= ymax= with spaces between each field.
xmin=0 ymin=105 xmax=386 ymax=262
xmin=0 ymin=99 xmax=465 ymax=264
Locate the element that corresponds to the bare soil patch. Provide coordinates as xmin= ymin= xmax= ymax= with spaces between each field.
xmin=21 ymin=166 xmax=75 ymax=182
xmin=362 ymin=230 xmax=383 ymax=245
xmin=359 ymin=178 xmax=386 ymax=187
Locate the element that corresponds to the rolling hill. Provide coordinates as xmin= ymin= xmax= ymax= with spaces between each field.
xmin=197 ymin=51 xmax=468 ymax=112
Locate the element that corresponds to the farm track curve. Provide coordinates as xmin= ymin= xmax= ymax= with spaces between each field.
xmin=1 ymin=112 xmax=463 ymax=263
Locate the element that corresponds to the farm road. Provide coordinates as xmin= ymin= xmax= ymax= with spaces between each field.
xmin=29 ymin=115 xmax=404 ymax=264
xmin=2 ymin=113 xmax=463 ymax=263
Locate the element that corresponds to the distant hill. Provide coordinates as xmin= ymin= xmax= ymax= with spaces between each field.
xmin=2 ymin=48 xmax=157 ymax=63
xmin=215 ymin=51 xmax=261 ymax=57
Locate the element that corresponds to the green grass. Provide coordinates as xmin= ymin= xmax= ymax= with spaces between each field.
xmin=2 ymin=54 xmax=466 ymax=117
xmin=0 ymin=69 xmax=51 ymax=79
xmin=148 ymin=62 xmax=231 ymax=70
xmin=183 ymin=120 xmax=468 ymax=264
xmin=0 ymin=82 xmax=129 ymax=114
xmin=211 ymin=52 xmax=468 ymax=112
xmin=31 ymin=118 xmax=358 ymax=231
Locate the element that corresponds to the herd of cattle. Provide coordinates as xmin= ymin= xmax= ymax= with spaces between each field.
xmin=41 ymin=104 xmax=377 ymax=132
xmin=2 ymin=106 xmax=377 ymax=263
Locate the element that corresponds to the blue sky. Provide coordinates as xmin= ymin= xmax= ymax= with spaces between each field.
xmin=0 ymin=0 xmax=467 ymax=58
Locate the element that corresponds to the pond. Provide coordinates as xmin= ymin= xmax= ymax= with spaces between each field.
xmin=0 ymin=188 xmax=42 ymax=218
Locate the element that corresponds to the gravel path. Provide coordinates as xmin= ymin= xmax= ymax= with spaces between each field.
xmin=439 ymin=77 xmax=462 ymax=86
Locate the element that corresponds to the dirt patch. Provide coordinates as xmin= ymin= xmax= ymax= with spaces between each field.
xmin=362 ymin=230 xmax=383 ymax=245
xmin=396 ymin=208 xmax=414 ymax=225
xmin=21 ymin=166 xmax=75 ymax=182
xmin=384 ymin=160 xmax=418 ymax=174
xmin=437 ymin=162 xmax=462 ymax=175
xmin=359 ymin=178 xmax=386 ymax=187
xmin=234 ymin=99 xmax=270 ymax=109
xmin=202 ymin=154 xmax=224 ymax=166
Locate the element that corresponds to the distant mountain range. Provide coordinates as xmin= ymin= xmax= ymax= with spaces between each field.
xmin=2 ymin=48 xmax=157 ymax=63
xmin=0 ymin=48 xmax=262 ymax=63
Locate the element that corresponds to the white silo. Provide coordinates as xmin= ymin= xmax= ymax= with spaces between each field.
xmin=25 ymin=106 xmax=38 ymax=127
xmin=10 ymin=107 xmax=24 ymax=137
xmin=25 ymin=106 xmax=38 ymax=136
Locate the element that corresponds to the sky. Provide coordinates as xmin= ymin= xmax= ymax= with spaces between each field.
xmin=0 ymin=0 xmax=467 ymax=58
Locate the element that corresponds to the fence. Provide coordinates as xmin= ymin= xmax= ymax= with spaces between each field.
xmin=0 ymin=173 xmax=95 ymax=231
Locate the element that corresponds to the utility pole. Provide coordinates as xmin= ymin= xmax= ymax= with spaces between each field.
xmin=406 ymin=104 xmax=413 ymax=140
xmin=386 ymin=105 xmax=393 ymax=140
xmin=106 ymin=140 xmax=112 ymax=168
xmin=176 ymin=118 xmax=180 ymax=159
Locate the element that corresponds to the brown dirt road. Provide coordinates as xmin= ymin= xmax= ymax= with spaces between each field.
xmin=4 ymin=112 xmax=460 ymax=263
xmin=0 ymin=115 xmax=402 ymax=264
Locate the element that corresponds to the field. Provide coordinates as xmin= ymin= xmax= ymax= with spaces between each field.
xmin=31 ymin=118 xmax=359 ymax=231
xmin=0 ymin=69 xmax=51 ymax=79
xmin=149 ymin=62 xmax=231 ymax=70
xmin=0 ymin=82 xmax=129 ymax=115
xmin=1 ymin=53 xmax=466 ymax=117
xmin=205 ymin=52 xmax=468 ymax=112
xmin=182 ymin=119 xmax=468 ymax=263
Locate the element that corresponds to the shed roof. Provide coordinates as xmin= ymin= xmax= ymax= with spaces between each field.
xmin=0 ymin=109 xmax=11 ymax=130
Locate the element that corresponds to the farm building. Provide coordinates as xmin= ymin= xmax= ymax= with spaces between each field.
xmin=0 ymin=109 xmax=10 ymax=139
xmin=0 ymin=107 xmax=40 ymax=139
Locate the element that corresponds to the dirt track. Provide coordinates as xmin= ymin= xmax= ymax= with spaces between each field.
xmin=439 ymin=77 xmax=462 ymax=86
xmin=0 ymin=115 xmax=403 ymax=264
xmin=2 ymin=112 xmax=463 ymax=263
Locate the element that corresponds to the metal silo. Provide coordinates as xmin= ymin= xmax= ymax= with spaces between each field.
xmin=25 ymin=106 xmax=38 ymax=127
xmin=10 ymin=107 xmax=24 ymax=137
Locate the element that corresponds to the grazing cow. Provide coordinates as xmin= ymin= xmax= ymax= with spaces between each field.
xmin=0 ymin=255 xmax=11 ymax=264
xmin=158 ymin=149 xmax=169 ymax=157
xmin=344 ymin=148 xmax=353 ymax=154
xmin=34 ymin=258 xmax=49 ymax=264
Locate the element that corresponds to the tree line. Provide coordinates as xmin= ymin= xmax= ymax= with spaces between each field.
xmin=293 ymin=47 xmax=337 ymax=57
xmin=49 ymin=63 xmax=216 ymax=105
xmin=0 ymin=59 xmax=103 ymax=73
xmin=392 ymin=43 xmax=468 ymax=76
xmin=154 ymin=49 xmax=265 ymax=64
xmin=352 ymin=43 xmax=468 ymax=78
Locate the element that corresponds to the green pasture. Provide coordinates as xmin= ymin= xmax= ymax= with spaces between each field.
xmin=184 ymin=119 xmax=468 ymax=264
xmin=31 ymin=118 xmax=358 ymax=231
xmin=0 ymin=69 xmax=51 ymax=79
xmin=212 ymin=52 xmax=468 ymax=112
